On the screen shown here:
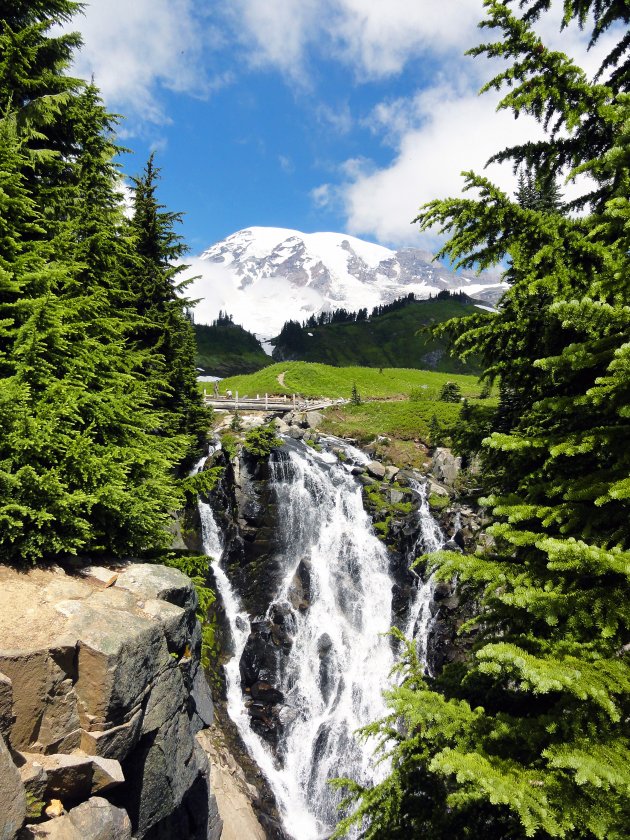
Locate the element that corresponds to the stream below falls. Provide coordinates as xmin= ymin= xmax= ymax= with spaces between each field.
xmin=196 ymin=438 xmax=444 ymax=839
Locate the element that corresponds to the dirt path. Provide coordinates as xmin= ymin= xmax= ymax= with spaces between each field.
xmin=277 ymin=371 xmax=287 ymax=387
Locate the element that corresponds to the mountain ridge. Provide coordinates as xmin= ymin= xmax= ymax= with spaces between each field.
xmin=188 ymin=226 xmax=506 ymax=336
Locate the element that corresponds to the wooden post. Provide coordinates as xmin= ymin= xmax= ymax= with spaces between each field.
xmin=236 ymin=390 xmax=239 ymax=410
xmin=265 ymin=393 xmax=268 ymax=410
xmin=293 ymin=393 xmax=296 ymax=408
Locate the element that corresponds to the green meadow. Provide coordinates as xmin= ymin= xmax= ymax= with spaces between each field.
xmin=208 ymin=362 xmax=494 ymax=453
xmin=217 ymin=362 xmax=485 ymax=401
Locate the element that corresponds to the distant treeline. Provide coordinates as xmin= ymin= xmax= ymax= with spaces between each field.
xmin=277 ymin=290 xmax=473 ymax=342
xmin=211 ymin=310 xmax=235 ymax=327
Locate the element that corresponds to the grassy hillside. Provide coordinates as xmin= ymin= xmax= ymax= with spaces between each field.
xmin=194 ymin=323 xmax=269 ymax=377
xmin=319 ymin=399 xmax=463 ymax=442
xmin=219 ymin=362 xmax=484 ymax=400
xmin=271 ymin=297 xmax=487 ymax=373
xmin=216 ymin=362 xmax=495 ymax=466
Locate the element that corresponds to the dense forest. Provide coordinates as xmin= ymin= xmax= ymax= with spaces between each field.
xmin=272 ymin=291 xmax=482 ymax=372
xmin=334 ymin=1 xmax=630 ymax=838
xmin=0 ymin=1 xmax=209 ymax=563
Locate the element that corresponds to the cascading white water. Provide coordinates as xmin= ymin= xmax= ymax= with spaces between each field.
xmin=261 ymin=443 xmax=395 ymax=839
xmin=197 ymin=501 xmax=285 ymax=793
xmin=196 ymin=441 xmax=446 ymax=840
xmin=403 ymin=479 xmax=445 ymax=666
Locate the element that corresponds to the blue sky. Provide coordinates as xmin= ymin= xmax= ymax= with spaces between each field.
xmin=67 ymin=1 xmax=608 ymax=255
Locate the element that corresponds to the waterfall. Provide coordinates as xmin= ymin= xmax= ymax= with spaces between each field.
xmin=197 ymin=441 xmax=445 ymax=840
xmin=403 ymin=479 xmax=445 ymax=667
xmin=260 ymin=443 xmax=395 ymax=839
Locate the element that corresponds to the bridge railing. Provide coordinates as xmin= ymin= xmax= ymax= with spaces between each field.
xmin=202 ymin=391 xmax=338 ymax=412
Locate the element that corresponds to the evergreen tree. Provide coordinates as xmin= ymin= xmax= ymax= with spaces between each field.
xmin=0 ymin=114 xmax=184 ymax=562
xmin=438 ymin=381 xmax=462 ymax=403
xmin=127 ymin=155 xmax=209 ymax=457
xmin=0 ymin=1 xmax=84 ymax=216
xmin=0 ymin=3 xmax=204 ymax=563
xmin=335 ymin=2 xmax=630 ymax=838
xmin=428 ymin=413 xmax=442 ymax=448
xmin=516 ymin=166 xmax=563 ymax=213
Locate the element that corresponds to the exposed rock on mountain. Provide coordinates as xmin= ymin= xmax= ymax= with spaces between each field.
xmin=188 ymin=227 xmax=506 ymax=336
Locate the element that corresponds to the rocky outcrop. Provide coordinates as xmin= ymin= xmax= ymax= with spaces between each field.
xmin=431 ymin=447 xmax=462 ymax=488
xmin=18 ymin=797 xmax=131 ymax=839
xmin=206 ymin=446 xmax=287 ymax=618
xmin=1 ymin=732 xmax=27 ymax=839
xmin=197 ymin=727 xmax=266 ymax=840
xmin=0 ymin=563 xmax=221 ymax=840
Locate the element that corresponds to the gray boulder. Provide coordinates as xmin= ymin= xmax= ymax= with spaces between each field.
xmin=19 ymin=796 xmax=131 ymax=840
xmin=366 ymin=461 xmax=386 ymax=480
xmin=15 ymin=751 xmax=124 ymax=802
xmin=432 ymin=447 xmax=462 ymax=487
xmin=0 ymin=733 xmax=26 ymax=840
xmin=114 ymin=564 xmax=197 ymax=612
xmin=305 ymin=411 xmax=323 ymax=429
xmin=0 ymin=647 xmax=81 ymax=754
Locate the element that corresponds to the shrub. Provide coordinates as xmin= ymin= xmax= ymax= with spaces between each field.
xmin=219 ymin=432 xmax=238 ymax=460
xmin=243 ymin=423 xmax=282 ymax=458
xmin=438 ymin=381 xmax=462 ymax=402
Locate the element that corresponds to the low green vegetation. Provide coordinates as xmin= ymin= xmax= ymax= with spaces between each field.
xmin=194 ymin=321 xmax=269 ymax=376
xmin=363 ymin=482 xmax=414 ymax=541
xmin=320 ymin=400 xmax=464 ymax=444
xmin=161 ymin=552 xmax=217 ymax=670
xmin=427 ymin=493 xmax=449 ymax=511
xmin=220 ymin=362 xmax=484 ymax=401
xmin=243 ymin=424 xmax=283 ymax=459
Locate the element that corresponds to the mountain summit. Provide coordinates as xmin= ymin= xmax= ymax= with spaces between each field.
xmin=188 ymin=227 xmax=505 ymax=336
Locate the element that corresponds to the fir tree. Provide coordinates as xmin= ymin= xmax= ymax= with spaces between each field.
xmin=0 ymin=110 xmax=186 ymax=563
xmin=438 ymin=381 xmax=462 ymax=403
xmin=127 ymin=155 xmax=209 ymax=458
xmin=515 ymin=166 xmax=563 ymax=212
xmin=428 ymin=413 xmax=442 ymax=448
xmin=336 ymin=2 xmax=630 ymax=838
xmin=0 ymin=3 xmax=203 ymax=562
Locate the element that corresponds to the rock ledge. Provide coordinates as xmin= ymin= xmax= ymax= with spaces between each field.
xmin=0 ymin=562 xmax=222 ymax=840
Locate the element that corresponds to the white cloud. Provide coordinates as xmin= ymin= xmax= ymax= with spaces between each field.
xmin=69 ymin=0 xmax=229 ymax=124
xmin=316 ymin=102 xmax=353 ymax=135
xmin=117 ymin=178 xmax=134 ymax=219
xmin=278 ymin=154 xmax=295 ymax=174
xmin=328 ymin=84 xmax=545 ymax=248
xmin=230 ymin=0 xmax=482 ymax=80
xmin=314 ymin=3 xmax=619 ymax=248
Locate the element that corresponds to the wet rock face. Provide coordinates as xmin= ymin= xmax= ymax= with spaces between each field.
xmin=209 ymin=450 xmax=287 ymax=618
xmin=426 ymin=578 xmax=476 ymax=675
xmin=287 ymin=558 xmax=311 ymax=612
xmin=239 ymin=619 xmax=286 ymax=747
xmin=0 ymin=563 xmax=222 ymax=840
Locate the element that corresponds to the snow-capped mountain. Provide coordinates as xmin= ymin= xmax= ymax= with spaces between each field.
xmin=187 ymin=227 xmax=506 ymax=337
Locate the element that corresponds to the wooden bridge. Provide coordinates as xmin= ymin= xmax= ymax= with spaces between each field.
xmin=202 ymin=391 xmax=340 ymax=413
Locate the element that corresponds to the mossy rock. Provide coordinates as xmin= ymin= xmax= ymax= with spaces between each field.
xmin=428 ymin=493 xmax=449 ymax=511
